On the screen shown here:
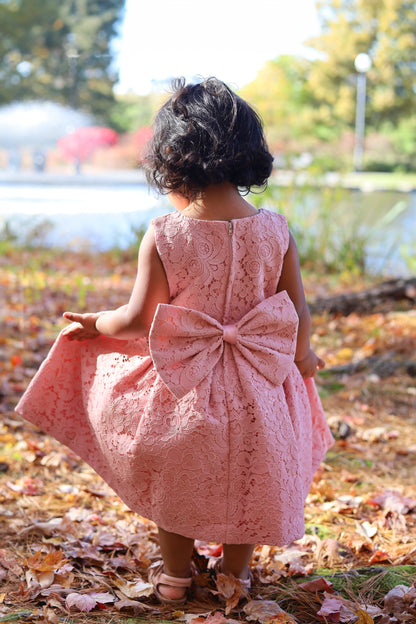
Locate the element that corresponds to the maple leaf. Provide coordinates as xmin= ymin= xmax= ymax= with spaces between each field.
xmin=25 ymin=549 xmax=68 ymax=573
xmin=24 ymin=549 xmax=71 ymax=591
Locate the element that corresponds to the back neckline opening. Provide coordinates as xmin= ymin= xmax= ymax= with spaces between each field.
xmin=175 ymin=208 xmax=263 ymax=223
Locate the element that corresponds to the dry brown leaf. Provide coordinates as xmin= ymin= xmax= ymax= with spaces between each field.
xmin=204 ymin=613 xmax=241 ymax=624
xmin=315 ymin=538 xmax=347 ymax=567
xmin=215 ymin=572 xmax=248 ymax=614
xmin=0 ymin=549 xmax=23 ymax=577
xmin=316 ymin=592 xmax=356 ymax=622
xmin=244 ymin=600 xmax=296 ymax=623
xmin=19 ymin=517 xmax=63 ymax=537
xmin=298 ymin=577 xmax=334 ymax=592
xmin=180 ymin=613 xmax=209 ymax=623
xmin=65 ymin=592 xmax=96 ymax=612
xmin=368 ymin=550 xmax=390 ymax=564
xmin=37 ymin=571 xmax=55 ymax=589
xmin=114 ymin=595 xmax=152 ymax=613
xmin=41 ymin=606 xmax=60 ymax=624
xmin=265 ymin=615 xmax=299 ymax=623
xmin=368 ymin=491 xmax=416 ymax=514
xmin=356 ymin=520 xmax=378 ymax=540
xmin=287 ymin=560 xmax=313 ymax=576
xmin=88 ymin=591 xmax=115 ymax=604
xmin=114 ymin=577 xmax=154 ymax=598
xmin=355 ymin=608 xmax=375 ymax=623
xmin=273 ymin=549 xmax=308 ymax=565
xmin=383 ymin=584 xmax=416 ymax=615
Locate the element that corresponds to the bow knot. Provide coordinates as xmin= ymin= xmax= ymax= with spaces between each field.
xmin=149 ymin=291 xmax=298 ymax=399
xmin=222 ymin=324 xmax=238 ymax=344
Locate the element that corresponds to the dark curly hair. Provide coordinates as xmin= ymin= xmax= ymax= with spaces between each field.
xmin=144 ymin=77 xmax=273 ymax=199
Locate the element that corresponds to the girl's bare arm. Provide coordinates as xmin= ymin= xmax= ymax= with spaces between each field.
xmin=277 ymin=232 xmax=324 ymax=378
xmin=63 ymin=224 xmax=170 ymax=340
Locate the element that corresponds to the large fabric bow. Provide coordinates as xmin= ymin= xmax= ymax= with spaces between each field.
xmin=149 ymin=291 xmax=299 ymax=399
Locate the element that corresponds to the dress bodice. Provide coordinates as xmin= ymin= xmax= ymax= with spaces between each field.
xmin=152 ymin=209 xmax=289 ymax=325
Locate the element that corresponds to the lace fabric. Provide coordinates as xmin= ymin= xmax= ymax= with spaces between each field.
xmin=16 ymin=209 xmax=334 ymax=545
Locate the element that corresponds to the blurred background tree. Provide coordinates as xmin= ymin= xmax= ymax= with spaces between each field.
xmin=109 ymin=92 xmax=161 ymax=133
xmin=305 ymin=0 xmax=416 ymax=170
xmin=307 ymin=0 xmax=416 ymax=131
xmin=241 ymin=0 xmax=416 ymax=171
xmin=239 ymin=56 xmax=315 ymax=151
xmin=0 ymin=0 xmax=124 ymax=124
xmin=1 ymin=0 xmax=415 ymax=171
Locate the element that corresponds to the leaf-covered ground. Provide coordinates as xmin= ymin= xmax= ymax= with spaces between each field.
xmin=1 ymin=247 xmax=416 ymax=624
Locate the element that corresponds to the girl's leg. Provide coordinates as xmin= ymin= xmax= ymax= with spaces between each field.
xmin=156 ymin=527 xmax=195 ymax=600
xmin=222 ymin=543 xmax=255 ymax=580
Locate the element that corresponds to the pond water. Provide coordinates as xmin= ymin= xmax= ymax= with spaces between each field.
xmin=0 ymin=182 xmax=169 ymax=251
xmin=1 ymin=180 xmax=415 ymax=277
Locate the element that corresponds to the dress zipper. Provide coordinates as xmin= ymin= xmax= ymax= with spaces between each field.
xmin=227 ymin=221 xmax=233 ymax=270
xmin=223 ymin=221 xmax=234 ymax=322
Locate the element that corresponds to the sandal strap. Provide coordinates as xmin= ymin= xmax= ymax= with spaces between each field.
xmin=157 ymin=571 xmax=193 ymax=588
xmin=238 ymin=575 xmax=252 ymax=589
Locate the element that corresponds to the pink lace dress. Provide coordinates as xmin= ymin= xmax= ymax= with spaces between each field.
xmin=16 ymin=209 xmax=334 ymax=545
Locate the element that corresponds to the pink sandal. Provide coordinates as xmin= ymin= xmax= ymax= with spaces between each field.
xmin=148 ymin=561 xmax=193 ymax=605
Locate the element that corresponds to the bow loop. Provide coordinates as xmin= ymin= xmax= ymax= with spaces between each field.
xmin=149 ymin=292 xmax=298 ymax=399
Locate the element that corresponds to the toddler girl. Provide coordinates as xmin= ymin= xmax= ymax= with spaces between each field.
xmin=16 ymin=77 xmax=334 ymax=604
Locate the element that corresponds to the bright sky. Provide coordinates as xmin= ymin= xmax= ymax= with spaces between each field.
xmin=114 ymin=0 xmax=322 ymax=95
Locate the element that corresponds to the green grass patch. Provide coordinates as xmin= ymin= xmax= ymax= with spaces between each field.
xmin=306 ymin=565 xmax=416 ymax=601
xmin=0 ymin=614 xmax=33 ymax=622
xmin=305 ymin=524 xmax=335 ymax=540
xmin=317 ymin=380 xmax=346 ymax=398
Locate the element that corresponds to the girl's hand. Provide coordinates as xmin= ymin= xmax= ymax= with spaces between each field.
xmin=62 ymin=311 xmax=101 ymax=341
xmin=295 ymin=349 xmax=325 ymax=379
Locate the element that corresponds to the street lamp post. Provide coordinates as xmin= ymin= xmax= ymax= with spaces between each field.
xmin=66 ymin=33 xmax=80 ymax=109
xmin=353 ymin=53 xmax=372 ymax=172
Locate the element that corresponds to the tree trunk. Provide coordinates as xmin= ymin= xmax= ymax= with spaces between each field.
xmin=309 ymin=277 xmax=416 ymax=315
